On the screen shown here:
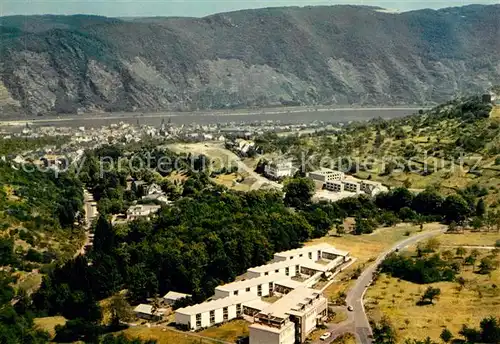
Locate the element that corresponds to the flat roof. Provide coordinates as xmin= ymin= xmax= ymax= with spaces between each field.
xmin=247 ymin=259 xmax=301 ymax=273
xmin=215 ymin=274 xmax=290 ymax=292
xmin=163 ymin=291 xmax=192 ymax=300
xmin=242 ymin=299 xmax=272 ymax=311
xmin=274 ymin=279 xmax=305 ymax=290
xmin=299 ymin=261 xmax=329 ymax=273
xmin=320 ymin=246 xmax=350 ymax=257
xmin=249 ymin=322 xmax=284 ymax=334
xmin=134 ymin=304 xmax=154 ymax=315
xmin=176 ymin=293 xmax=258 ymax=315
xmin=274 ymin=243 xmax=348 ymax=259
xmin=309 ymin=168 xmax=343 ymax=175
xmin=257 ymin=287 xmax=322 ymax=320
xmin=273 ymin=245 xmax=322 ymax=259
xmin=360 ymin=180 xmax=382 ymax=185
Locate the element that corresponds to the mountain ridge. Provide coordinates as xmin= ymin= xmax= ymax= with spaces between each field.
xmin=0 ymin=4 xmax=499 ymax=116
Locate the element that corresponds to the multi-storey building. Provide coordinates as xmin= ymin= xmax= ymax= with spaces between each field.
xmin=175 ymin=243 xmax=351 ymax=343
xmin=273 ymin=243 xmax=350 ymax=263
xmin=342 ymin=179 xmax=361 ymax=193
xmin=213 ymin=274 xmax=290 ymax=300
xmin=325 ymin=180 xmax=344 ymax=192
xmin=264 ymin=161 xmax=293 ymax=179
xmin=175 ymin=293 xmax=258 ymax=330
xmin=307 ymin=168 xmax=345 ymax=183
xmin=249 ymin=287 xmax=328 ymax=344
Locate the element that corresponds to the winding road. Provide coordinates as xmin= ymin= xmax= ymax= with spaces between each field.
xmin=168 ymin=143 xmax=282 ymax=191
xmin=74 ymin=189 xmax=96 ymax=258
xmin=316 ymin=227 xmax=446 ymax=344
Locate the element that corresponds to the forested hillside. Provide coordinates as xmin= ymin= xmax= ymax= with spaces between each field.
xmin=1 ymin=4 xmax=500 ymax=116
xmin=0 ymin=162 xmax=84 ymax=266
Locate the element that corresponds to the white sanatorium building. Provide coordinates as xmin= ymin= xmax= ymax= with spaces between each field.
xmin=175 ymin=244 xmax=351 ymax=344
xmin=308 ymin=168 xmax=387 ymax=197
xmin=249 ymin=287 xmax=327 ymax=344
xmin=264 ymin=161 xmax=293 ymax=179
xmin=307 ymin=168 xmax=345 ymax=183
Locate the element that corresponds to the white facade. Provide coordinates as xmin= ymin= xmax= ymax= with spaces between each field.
xmin=342 ymin=180 xmax=361 ymax=193
xmin=273 ymin=245 xmax=324 ymax=262
xmin=126 ymin=204 xmax=161 ymax=220
xmin=274 ymin=244 xmax=350 ymax=263
xmin=325 ymin=180 xmax=343 ymax=192
xmin=250 ymin=287 xmax=328 ymax=344
xmin=214 ymin=274 xmax=289 ymax=300
xmin=246 ymin=260 xmax=303 ymax=279
xmin=307 ymin=169 xmax=345 ymax=183
xmin=175 ymin=243 xmax=350 ymax=342
xmin=163 ymin=291 xmax=191 ymax=305
xmin=175 ymin=293 xmax=257 ymax=330
xmin=250 ymin=321 xmax=295 ymax=344
xmin=264 ymin=161 xmax=293 ymax=179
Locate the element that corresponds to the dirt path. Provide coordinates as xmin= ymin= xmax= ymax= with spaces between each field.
xmin=74 ymin=189 xmax=96 ymax=258
xmin=168 ymin=142 xmax=282 ymax=191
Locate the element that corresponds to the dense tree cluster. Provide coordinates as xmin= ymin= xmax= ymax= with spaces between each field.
xmin=78 ymin=146 xmax=209 ymax=216
xmin=459 ymin=316 xmax=500 ymax=343
xmin=33 ymin=179 xmax=330 ymax=322
xmin=0 ymin=161 xmax=83 ymax=268
xmin=380 ymin=253 xmax=458 ymax=284
xmin=0 ymin=161 xmax=83 ymax=229
xmin=0 ymin=272 xmax=50 ymax=343
xmin=375 ymin=187 xmax=477 ymax=224
xmin=0 ymin=136 xmax=69 ymax=156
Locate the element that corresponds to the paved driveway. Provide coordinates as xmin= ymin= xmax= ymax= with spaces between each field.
xmin=314 ymin=228 xmax=446 ymax=344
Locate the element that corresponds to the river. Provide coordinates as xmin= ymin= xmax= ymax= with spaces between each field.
xmin=0 ymin=107 xmax=422 ymax=129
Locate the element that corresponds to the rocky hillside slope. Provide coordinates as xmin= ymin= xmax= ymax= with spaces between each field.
xmin=0 ymin=4 xmax=499 ymax=116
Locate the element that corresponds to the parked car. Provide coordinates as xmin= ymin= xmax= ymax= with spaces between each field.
xmin=320 ymin=332 xmax=331 ymax=341
xmin=347 ymin=305 xmax=354 ymax=311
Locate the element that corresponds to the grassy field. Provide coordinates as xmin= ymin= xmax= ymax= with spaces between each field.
xmin=306 ymin=223 xmax=442 ymax=264
xmin=436 ymin=231 xmax=500 ymax=247
xmin=332 ymin=333 xmax=356 ymax=344
xmin=491 ymin=105 xmax=500 ymax=119
xmin=199 ymin=319 xmax=249 ymax=342
xmin=34 ymin=316 xmax=67 ymax=338
xmin=120 ymin=320 xmax=248 ymax=344
xmin=167 ymin=143 xmax=235 ymax=171
xmin=330 ymin=309 xmax=348 ymax=324
xmin=121 ymin=327 xmax=224 ymax=344
xmin=14 ymin=271 xmax=42 ymax=293
xmin=212 ymin=173 xmax=254 ymax=192
xmin=365 ymin=243 xmax=500 ymax=343
xmin=307 ymin=223 xmax=444 ymax=300
xmin=309 ymin=329 xmax=356 ymax=343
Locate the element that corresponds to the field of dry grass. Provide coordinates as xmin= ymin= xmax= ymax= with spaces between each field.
xmin=491 ymin=105 xmax=500 ymax=119
xmin=199 ymin=319 xmax=249 ymax=342
xmin=167 ymin=143 xmax=235 ymax=171
xmin=332 ymin=333 xmax=356 ymax=344
xmin=436 ymin=231 xmax=500 ymax=247
xmin=14 ymin=271 xmax=42 ymax=294
xmin=212 ymin=173 xmax=254 ymax=192
xmin=365 ymin=245 xmax=500 ymax=343
xmin=308 ymin=223 xmax=444 ymax=300
xmin=309 ymin=329 xmax=356 ymax=343
xmin=34 ymin=316 xmax=67 ymax=338
xmin=307 ymin=223 xmax=441 ymax=264
xmin=121 ymin=327 xmax=219 ymax=344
